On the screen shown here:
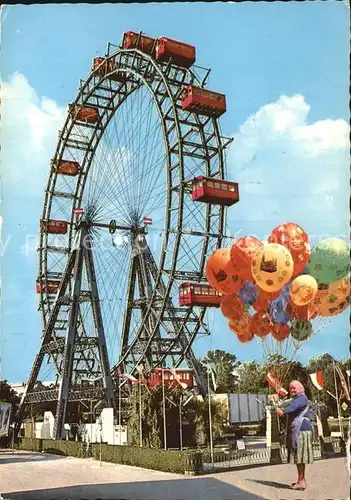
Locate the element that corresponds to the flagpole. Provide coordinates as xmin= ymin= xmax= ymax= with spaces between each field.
xmin=207 ymin=369 xmax=214 ymax=467
xmin=179 ymin=394 xmax=183 ymax=451
xmin=333 ymin=362 xmax=343 ymax=436
xmin=162 ymin=368 xmax=167 ymax=450
xmin=118 ymin=373 xmax=122 ymax=446
xmin=139 ymin=377 xmax=143 ymax=447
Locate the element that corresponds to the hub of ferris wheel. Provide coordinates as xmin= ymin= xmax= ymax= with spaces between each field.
xmin=15 ymin=31 xmax=239 ymax=440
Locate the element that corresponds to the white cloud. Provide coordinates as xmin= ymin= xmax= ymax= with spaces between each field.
xmin=1 ymin=72 xmax=66 ymax=189
xmin=227 ymin=94 xmax=350 ymax=237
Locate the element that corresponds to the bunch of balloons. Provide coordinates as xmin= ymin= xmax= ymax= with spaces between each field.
xmin=206 ymin=222 xmax=350 ymax=345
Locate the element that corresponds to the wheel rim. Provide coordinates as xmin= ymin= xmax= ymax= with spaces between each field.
xmin=39 ymin=46 xmax=226 ymax=384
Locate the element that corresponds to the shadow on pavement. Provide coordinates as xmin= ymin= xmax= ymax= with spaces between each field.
xmin=2 ymin=478 xmax=264 ymax=500
xmin=0 ymin=452 xmax=65 ymax=465
xmin=248 ymin=479 xmax=292 ymax=490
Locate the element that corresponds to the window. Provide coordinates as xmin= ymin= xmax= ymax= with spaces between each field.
xmin=207 ymin=181 xmax=214 ymax=188
xmin=194 ymin=287 xmax=201 ymax=295
xmin=221 ymin=183 xmax=227 ymax=190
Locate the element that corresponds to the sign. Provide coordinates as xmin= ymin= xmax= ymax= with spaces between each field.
xmin=0 ymin=402 xmax=12 ymax=438
xmin=236 ymin=439 xmax=245 ymax=450
xmin=342 ymin=402 xmax=348 ymax=411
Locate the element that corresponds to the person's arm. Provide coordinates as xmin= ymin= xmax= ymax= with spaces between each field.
xmin=282 ymin=395 xmax=307 ymax=415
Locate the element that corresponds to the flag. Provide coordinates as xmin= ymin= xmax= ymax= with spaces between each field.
xmin=168 ymin=369 xmax=187 ymax=390
xmin=205 ymin=363 xmax=217 ymax=392
xmin=310 ymin=370 xmax=324 ymax=391
xmin=73 ymin=208 xmax=84 ymax=216
xmin=265 ymin=371 xmax=288 ymax=397
xmin=121 ymin=373 xmax=139 ymax=384
xmin=335 ymin=364 xmax=350 ymax=402
xmin=143 ymin=217 xmax=152 ymax=226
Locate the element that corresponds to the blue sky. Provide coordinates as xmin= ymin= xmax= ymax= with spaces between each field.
xmin=0 ymin=2 xmax=350 ymax=383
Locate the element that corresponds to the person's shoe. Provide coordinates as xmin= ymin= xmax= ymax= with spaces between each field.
xmin=291 ymin=480 xmax=306 ymax=490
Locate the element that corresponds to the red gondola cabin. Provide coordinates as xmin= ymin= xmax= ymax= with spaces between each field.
xmin=69 ymin=104 xmax=99 ymax=124
xmin=54 ymin=160 xmax=80 ymax=177
xmin=156 ymin=37 xmax=196 ymax=68
xmin=192 ymin=176 xmax=239 ymax=206
xmin=179 ymin=283 xmax=222 ymax=307
xmin=93 ymin=57 xmax=125 ymax=82
xmin=181 ymin=86 xmax=226 ymax=118
xmin=148 ymin=368 xmax=194 ymax=390
xmin=40 ymin=219 xmax=68 ymax=235
xmin=36 ymin=279 xmax=61 ymax=294
xmin=122 ymin=31 xmax=156 ymax=55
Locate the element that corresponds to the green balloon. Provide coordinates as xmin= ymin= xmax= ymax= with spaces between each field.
xmin=291 ymin=320 xmax=312 ymax=341
xmin=306 ymin=238 xmax=350 ymax=285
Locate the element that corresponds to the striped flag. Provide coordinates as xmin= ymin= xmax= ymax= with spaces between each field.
xmin=73 ymin=208 xmax=84 ymax=216
xmin=168 ymin=369 xmax=187 ymax=390
xmin=310 ymin=370 xmax=324 ymax=391
xmin=265 ymin=371 xmax=288 ymax=397
xmin=335 ymin=364 xmax=350 ymax=402
xmin=143 ymin=217 xmax=152 ymax=226
xmin=121 ymin=373 xmax=139 ymax=384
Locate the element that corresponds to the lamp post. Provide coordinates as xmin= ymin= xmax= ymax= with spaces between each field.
xmin=97 ymin=417 xmax=102 ymax=467
xmin=162 ymin=368 xmax=167 ymax=450
xmin=207 ymin=370 xmax=214 ymax=467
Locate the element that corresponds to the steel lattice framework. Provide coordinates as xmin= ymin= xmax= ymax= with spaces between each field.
xmin=15 ymin=39 xmax=233 ymax=439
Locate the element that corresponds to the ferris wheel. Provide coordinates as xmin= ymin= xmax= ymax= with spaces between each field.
xmin=16 ymin=32 xmax=238 ymax=439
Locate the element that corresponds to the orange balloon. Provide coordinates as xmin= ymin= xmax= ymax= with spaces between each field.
xmin=230 ymin=236 xmax=263 ymax=280
xmin=272 ymin=324 xmax=291 ymax=342
xmin=220 ymin=294 xmax=244 ymax=320
xmin=312 ymin=276 xmax=350 ymax=317
xmin=206 ymin=249 xmax=232 ymax=294
xmin=236 ymin=331 xmax=254 ymax=343
xmin=269 ymin=223 xmax=309 ymax=254
xmin=228 ymin=314 xmax=251 ymax=335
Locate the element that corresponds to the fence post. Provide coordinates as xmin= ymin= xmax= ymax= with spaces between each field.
xmin=316 ymin=404 xmax=335 ymax=457
xmin=266 ymin=406 xmax=282 ymax=464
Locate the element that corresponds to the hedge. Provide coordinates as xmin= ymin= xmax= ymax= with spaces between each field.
xmin=16 ymin=438 xmax=204 ymax=475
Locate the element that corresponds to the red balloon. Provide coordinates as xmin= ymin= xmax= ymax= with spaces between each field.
xmin=272 ymin=324 xmax=291 ymax=342
xmin=252 ymin=289 xmax=281 ymax=314
xmin=236 ymin=331 xmax=254 ymax=343
xmin=220 ymin=294 xmax=244 ymax=320
xmin=220 ymin=262 xmax=245 ymax=295
xmin=268 ymin=223 xmax=309 ymax=254
xmin=287 ymin=299 xmax=318 ymax=320
xmin=291 ymin=243 xmax=311 ymax=277
xmin=230 ymin=237 xmax=263 ymax=280
xmin=250 ymin=312 xmax=273 ymax=338
xmin=228 ymin=314 xmax=250 ymax=335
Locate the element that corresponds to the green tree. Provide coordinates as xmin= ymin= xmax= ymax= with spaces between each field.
xmin=306 ymin=353 xmax=349 ymax=415
xmin=236 ymin=361 xmax=268 ymax=394
xmin=201 ymin=349 xmax=241 ymax=393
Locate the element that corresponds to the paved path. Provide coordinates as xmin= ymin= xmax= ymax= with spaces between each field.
xmin=0 ymin=450 xmax=349 ymax=500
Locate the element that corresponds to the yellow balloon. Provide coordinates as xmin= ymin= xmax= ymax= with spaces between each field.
xmin=251 ymin=243 xmax=294 ymax=293
xmin=290 ymin=275 xmax=318 ymax=306
xmin=313 ymin=276 xmax=350 ymax=317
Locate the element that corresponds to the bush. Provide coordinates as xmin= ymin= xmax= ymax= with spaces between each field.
xmin=18 ymin=437 xmax=43 ymax=452
xmin=16 ymin=437 xmax=204 ymax=474
xmin=92 ymin=444 xmax=192 ymax=474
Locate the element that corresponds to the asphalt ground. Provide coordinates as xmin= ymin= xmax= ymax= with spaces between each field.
xmin=0 ymin=450 xmax=349 ymax=500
